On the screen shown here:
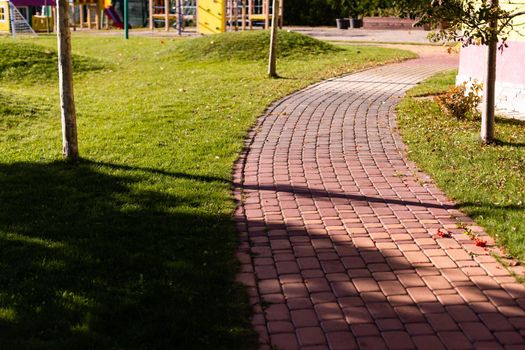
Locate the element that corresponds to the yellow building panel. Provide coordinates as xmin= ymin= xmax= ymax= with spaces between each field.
xmin=0 ymin=1 xmax=10 ymax=32
xmin=197 ymin=0 xmax=225 ymax=34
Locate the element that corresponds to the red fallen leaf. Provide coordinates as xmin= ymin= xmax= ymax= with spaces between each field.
xmin=436 ymin=228 xmax=452 ymax=238
xmin=475 ymin=238 xmax=487 ymax=247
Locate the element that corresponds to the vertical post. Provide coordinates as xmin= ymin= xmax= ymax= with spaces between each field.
xmin=95 ymin=2 xmax=100 ymax=29
xmin=9 ymin=2 xmax=16 ymax=38
xmin=124 ymin=0 xmax=128 ymax=38
xmin=228 ymin=0 xmax=232 ymax=31
xmin=177 ymin=0 xmax=181 ymax=35
xmin=79 ymin=4 xmax=83 ymax=29
xmin=45 ymin=0 xmax=51 ymax=33
xmin=103 ymin=7 xmax=108 ymax=28
xmin=234 ymin=0 xmax=237 ymax=31
xmin=57 ymin=0 xmax=79 ymax=161
xmin=248 ymin=0 xmax=252 ymax=29
xmin=480 ymin=0 xmax=498 ymax=144
xmin=267 ymin=0 xmax=278 ymax=77
xmin=87 ymin=4 xmax=91 ymax=28
xmin=164 ymin=0 xmax=169 ymax=31
xmin=278 ymin=0 xmax=282 ymax=28
xmin=263 ymin=0 xmax=269 ymax=29
xmin=241 ymin=0 xmax=245 ymax=31
xmin=52 ymin=5 xmax=57 ymax=31
xmin=70 ymin=3 xmax=75 ymax=32
xmin=149 ymin=0 xmax=153 ymax=30
xmin=67 ymin=4 xmax=72 ymax=32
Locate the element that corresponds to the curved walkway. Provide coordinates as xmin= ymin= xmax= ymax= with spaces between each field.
xmin=233 ymin=49 xmax=525 ymax=350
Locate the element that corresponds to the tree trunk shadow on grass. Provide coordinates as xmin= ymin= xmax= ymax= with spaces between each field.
xmin=0 ymin=161 xmax=257 ymax=350
xmin=2 ymin=161 xmax=523 ymax=349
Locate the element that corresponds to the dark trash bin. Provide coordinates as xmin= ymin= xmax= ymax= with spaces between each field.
xmin=336 ymin=18 xmax=350 ymax=29
xmin=350 ymin=18 xmax=363 ymax=28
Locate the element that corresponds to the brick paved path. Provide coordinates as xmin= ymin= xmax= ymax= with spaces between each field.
xmin=233 ymin=52 xmax=525 ymax=349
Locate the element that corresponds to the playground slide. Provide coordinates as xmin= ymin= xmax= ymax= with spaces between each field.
xmin=104 ymin=6 xmax=124 ymax=29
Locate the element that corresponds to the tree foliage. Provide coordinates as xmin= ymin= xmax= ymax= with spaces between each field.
xmin=283 ymin=0 xmax=395 ymax=25
xmin=411 ymin=0 xmax=525 ymax=48
xmin=327 ymin=0 xmax=395 ymax=17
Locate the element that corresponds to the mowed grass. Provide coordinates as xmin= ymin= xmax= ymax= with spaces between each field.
xmin=397 ymin=70 xmax=525 ymax=261
xmin=0 ymin=31 xmax=414 ymax=349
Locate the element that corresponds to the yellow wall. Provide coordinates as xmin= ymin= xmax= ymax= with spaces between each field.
xmin=500 ymin=1 xmax=525 ymax=41
xmin=0 ymin=0 xmax=10 ymax=32
xmin=197 ymin=0 xmax=225 ymax=34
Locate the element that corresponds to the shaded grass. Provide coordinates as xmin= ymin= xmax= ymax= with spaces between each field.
xmin=397 ymin=70 xmax=525 ymax=261
xmin=0 ymin=33 xmax=415 ymax=349
xmin=0 ymin=41 xmax=103 ymax=82
xmin=0 ymin=161 xmax=250 ymax=349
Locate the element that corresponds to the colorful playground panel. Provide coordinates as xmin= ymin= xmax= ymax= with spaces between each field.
xmin=0 ymin=0 xmax=9 ymax=32
xmin=197 ymin=0 xmax=225 ymax=34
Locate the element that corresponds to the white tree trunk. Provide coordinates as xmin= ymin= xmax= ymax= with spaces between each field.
xmin=57 ymin=0 xmax=79 ymax=161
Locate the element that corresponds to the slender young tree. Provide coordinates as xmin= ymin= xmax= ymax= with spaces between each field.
xmin=268 ymin=0 xmax=280 ymax=78
xmin=480 ymin=0 xmax=498 ymax=142
xmin=56 ymin=0 xmax=79 ymax=161
xmin=411 ymin=0 xmax=525 ymax=144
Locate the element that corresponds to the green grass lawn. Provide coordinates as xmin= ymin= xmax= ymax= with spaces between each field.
xmin=0 ymin=31 xmax=414 ymax=349
xmin=397 ymin=70 xmax=525 ymax=262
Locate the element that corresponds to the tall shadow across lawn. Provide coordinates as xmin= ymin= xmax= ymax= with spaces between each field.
xmin=0 ymin=161 xmax=256 ymax=349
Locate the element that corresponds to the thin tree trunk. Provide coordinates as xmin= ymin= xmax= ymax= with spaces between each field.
xmin=480 ymin=0 xmax=498 ymax=144
xmin=278 ymin=0 xmax=283 ymax=29
xmin=263 ymin=0 xmax=269 ymax=29
xmin=57 ymin=0 xmax=79 ymax=161
xmin=165 ymin=0 xmax=169 ymax=31
xmin=267 ymin=0 xmax=279 ymax=77
xmin=241 ymin=0 xmax=246 ymax=31
xmin=149 ymin=0 xmax=154 ymax=30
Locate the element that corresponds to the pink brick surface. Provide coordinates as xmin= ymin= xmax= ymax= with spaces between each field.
xmin=233 ymin=53 xmax=525 ymax=349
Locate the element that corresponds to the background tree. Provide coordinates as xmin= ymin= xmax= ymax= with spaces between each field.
xmin=327 ymin=0 xmax=394 ymax=19
xmin=328 ymin=0 xmax=366 ymax=19
xmin=284 ymin=0 xmax=343 ymax=25
xmin=283 ymin=0 xmax=395 ymax=25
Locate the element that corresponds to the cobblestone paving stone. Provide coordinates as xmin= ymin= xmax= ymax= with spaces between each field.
xmin=233 ymin=51 xmax=525 ymax=349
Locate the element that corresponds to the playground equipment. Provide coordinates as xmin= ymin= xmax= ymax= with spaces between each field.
xmin=148 ymin=0 xmax=282 ymax=34
xmin=196 ymin=0 xmax=283 ymax=34
xmin=0 ymin=0 xmax=48 ymax=35
xmin=69 ymin=0 xmax=125 ymax=30
xmin=147 ymin=0 xmax=194 ymax=33
xmin=0 ymin=0 xmax=124 ymax=34
xmin=103 ymin=2 xmax=123 ymax=28
xmin=0 ymin=0 xmax=282 ymax=35
xmin=69 ymin=0 xmax=101 ymax=30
